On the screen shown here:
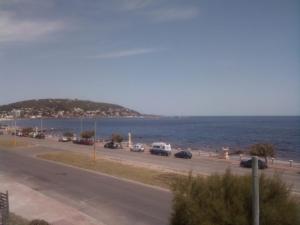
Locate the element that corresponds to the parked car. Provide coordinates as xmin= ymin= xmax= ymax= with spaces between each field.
xmin=59 ymin=136 xmax=71 ymax=142
xmin=174 ymin=150 xmax=192 ymax=159
xmin=35 ymin=133 xmax=45 ymax=139
xmin=130 ymin=143 xmax=145 ymax=152
xmin=16 ymin=131 xmax=23 ymax=137
xmin=240 ymin=158 xmax=268 ymax=169
xmin=73 ymin=139 xmax=94 ymax=145
xmin=150 ymin=142 xmax=172 ymax=156
xmin=29 ymin=132 xmax=38 ymax=138
xmin=104 ymin=141 xmax=121 ymax=149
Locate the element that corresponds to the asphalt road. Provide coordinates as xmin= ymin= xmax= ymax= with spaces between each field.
xmin=0 ymin=149 xmax=172 ymax=225
xmin=30 ymin=138 xmax=300 ymax=194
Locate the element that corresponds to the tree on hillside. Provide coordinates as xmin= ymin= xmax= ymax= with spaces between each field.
xmin=250 ymin=143 xmax=275 ymax=165
xmin=112 ymin=133 xmax=123 ymax=143
xmin=80 ymin=130 xmax=95 ymax=139
xmin=170 ymin=170 xmax=300 ymax=225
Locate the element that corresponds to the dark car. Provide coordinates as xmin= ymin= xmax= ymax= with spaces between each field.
xmin=174 ymin=150 xmax=192 ymax=159
xmin=73 ymin=139 xmax=94 ymax=145
xmin=240 ymin=159 xmax=268 ymax=169
xmin=104 ymin=141 xmax=121 ymax=149
xmin=149 ymin=149 xmax=171 ymax=156
xmin=35 ymin=133 xmax=45 ymax=139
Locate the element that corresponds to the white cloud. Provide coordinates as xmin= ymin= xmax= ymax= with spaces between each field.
xmin=0 ymin=11 xmax=64 ymax=42
xmin=93 ymin=48 xmax=159 ymax=59
xmin=147 ymin=7 xmax=198 ymax=22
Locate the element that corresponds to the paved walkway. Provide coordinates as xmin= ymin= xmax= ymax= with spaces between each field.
xmin=0 ymin=174 xmax=102 ymax=225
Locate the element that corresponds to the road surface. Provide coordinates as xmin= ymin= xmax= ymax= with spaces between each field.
xmin=0 ymin=149 xmax=172 ymax=225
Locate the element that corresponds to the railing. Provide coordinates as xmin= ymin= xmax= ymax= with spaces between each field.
xmin=0 ymin=191 xmax=9 ymax=225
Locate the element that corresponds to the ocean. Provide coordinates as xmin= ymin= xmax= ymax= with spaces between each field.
xmin=1 ymin=116 xmax=300 ymax=161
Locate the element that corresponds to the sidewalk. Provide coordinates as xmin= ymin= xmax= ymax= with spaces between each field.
xmin=0 ymin=174 xmax=103 ymax=225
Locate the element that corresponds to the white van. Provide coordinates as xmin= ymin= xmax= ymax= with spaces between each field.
xmin=150 ymin=142 xmax=172 ymax=156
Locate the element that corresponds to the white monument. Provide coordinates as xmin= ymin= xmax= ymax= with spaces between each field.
xmin=128 ymin=132 xmax=132 ymax=149
xmin=222 ymin=147 xmax=230 ymax=160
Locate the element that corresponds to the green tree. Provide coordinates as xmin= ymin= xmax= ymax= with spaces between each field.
xmin=250 ymin=143 xmax=275 ymax=165
xmin=170 ymin=170 xmax=300 ymax=225
xmin=80 ymin=130 xmax=95 ymax=139
xmin=29 ymin=219 xmax=51 ymax=225
xmin=22 ymin=127 xmax=34 ymax=136
xmin=112 ymin=133 xmax=123 ymax=143
xmin=63 ymin=132 xmax=74 ymax=138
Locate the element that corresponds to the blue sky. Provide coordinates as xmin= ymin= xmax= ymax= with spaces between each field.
xmin=0 ymin=0 xmax=299 ymax=116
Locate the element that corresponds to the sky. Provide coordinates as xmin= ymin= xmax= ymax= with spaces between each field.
xmin=0 ymin=0 xmax=299 ymax=116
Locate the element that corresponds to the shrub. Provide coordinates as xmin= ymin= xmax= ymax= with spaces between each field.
xmin=80 ymin=130 xmax=95 ymax=139
xmin=22 ymin=127 xmax=34 ymax=136
xmin=28 ymin=219 xmax=51 ymax=225
xmin=170 ymin=170 xmax=300 ymax=225
xmin=63 ymin=132 xmax=74 ymax=138
xmin=250 ymin=143 xmax=275 ymax=164
xmin=112 ymin=133 xmax=123 ymax=143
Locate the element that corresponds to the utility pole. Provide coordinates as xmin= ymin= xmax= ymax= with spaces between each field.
xmin=40 ymin=118 xmax=43 ymax=132
xmin=93 ymin=118 xmax=97 ymax=161
xmin=14 ymin=116 xmax=17 ymax=146
xmin=80 ymin=116 xmax=83 ymax=134
xmin=252 ymin=156 xmax=259 ymax=225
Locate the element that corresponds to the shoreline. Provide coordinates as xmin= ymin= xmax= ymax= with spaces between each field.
xmin=1 ymin=122 xmax=300 ymax=163
xmin=1 ymin=131 xmax=299 ymax=166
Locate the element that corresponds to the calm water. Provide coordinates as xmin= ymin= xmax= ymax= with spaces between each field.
xmin=1 ymin=116 xmax=300 ymax=160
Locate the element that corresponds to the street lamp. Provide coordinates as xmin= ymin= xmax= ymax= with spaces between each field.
xmin=40 ymin=118 xmax=43 ymax=132
xmin=252 ymin=156 xmax=259 ymax=225
xmin=80 ymin=116 xmax=83 ymax=134
xmin=93 ymin=117 xmax=97 ymax=161
xmin=14 ymin=116 xmax=17 ymax=146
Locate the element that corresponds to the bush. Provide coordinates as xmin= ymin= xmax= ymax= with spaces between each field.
xmin=63 ymin=132 xmax=74 ymax=138
xmin=170 ymin=170 xmax=300 ymax=225
xmin=112 ymin=133 xmax=123 ymax=143
xmin=250 ymin=143 xmax=275 ymax=164
xmin=22 ymin=127 xmax=34 ymax=136
xmin=80 ymin=130 xmax=95 ymax=139
xmin=28 ymin=219 xmax=51 ymax=225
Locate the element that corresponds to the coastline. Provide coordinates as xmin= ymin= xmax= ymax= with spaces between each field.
xmin=1 ymin=116 xmax=300 ymax=162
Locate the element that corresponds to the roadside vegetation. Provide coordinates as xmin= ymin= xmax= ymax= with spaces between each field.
xmin=250 ymin=143 xmax=275 ymax=165
xmin=0 ymin=137 xmax=29 ymax=148
xmin=112 ymin=133 xmax=123 ymax=143
xmin=8 ymin=213 xmax=50 ymax=225
xmin=38 ymin=152 xmax=183 ymax=189
xmin=170 ymin=170 xmax=300 ymax=225
xmin=80 ymin=130 xmax=95 ymax=139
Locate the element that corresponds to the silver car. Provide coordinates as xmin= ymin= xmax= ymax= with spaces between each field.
xmin=130 ymin=143 xmax=145 ymax=152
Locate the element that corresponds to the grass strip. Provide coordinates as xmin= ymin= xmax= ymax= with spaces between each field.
xmin=38 ymin=152 xmax=184 ymax=189
xmin=0 ymin=138 xmax=29 ymax=148
xmin=8 ymin=213 xmax=29 ymax=225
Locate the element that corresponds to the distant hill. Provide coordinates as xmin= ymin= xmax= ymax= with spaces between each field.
xmin=0 ymin=99 xmax=142 ymax=118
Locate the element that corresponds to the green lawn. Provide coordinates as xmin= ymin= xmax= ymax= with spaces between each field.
xmin=0 ymin=138 xmax=29 ymax=148
xmin=38 ymin=152 xmax=185 ymax=189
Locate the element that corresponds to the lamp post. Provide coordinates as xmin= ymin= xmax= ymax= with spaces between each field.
xmin=93 ymin=118 xmax=97 ymax=161
xmin=40 ymin=118 xmax=43 ymax=132
xmin=252 ymin=156 xmax=259 ymax=225
xmin=14 ymin=116 xmax=17 ymax=146
xmin=80 ymin=116 xmax=83 ymax=134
